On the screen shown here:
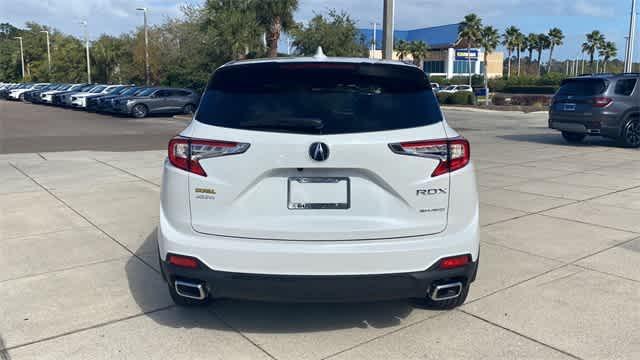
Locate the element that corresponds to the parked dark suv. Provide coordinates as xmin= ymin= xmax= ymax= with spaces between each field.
xmin=549 ymin=73 xmax=640 ymax=147
xmin=112 ymin=87 xmax=200 ymax=118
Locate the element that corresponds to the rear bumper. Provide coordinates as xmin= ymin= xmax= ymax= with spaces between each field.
xmin=161 ymin=256 xmax=478 ymax=302
xmin=549 ymin=112 xmax=621 ymax=137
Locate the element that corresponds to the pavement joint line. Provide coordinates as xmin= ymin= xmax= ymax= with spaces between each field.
xmin=92 ymin=158 xmax=161 ymax=188
xmin=8 ymin=162 xmax=162 ymax=276
xmin=1 ymin=305 xmax=175 ymax=353
xmin=207 ymin=307 xmax=280 ymax=360
xmin=36 ymin=153 xmax=46 ymax=160
xmin=0 ymin=224 xmax=96 ymax=242
xmin=479 ymin=239 xmax=566 ymax=264
xmin=571 ymin=263 xmax=640 ymax=284
xmin=320 ymin=311 xmax=450 ymax=360
xmin=0 ymin=254 xmax=139 ymax=285
xmin=481 ymin=181 xmax=640 ymax=233
xmin=458 ymin=310 xmax=584 ymax=360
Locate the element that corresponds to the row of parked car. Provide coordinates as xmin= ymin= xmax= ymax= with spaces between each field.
xmin=0 ymin=82 xmax=200 ymax=118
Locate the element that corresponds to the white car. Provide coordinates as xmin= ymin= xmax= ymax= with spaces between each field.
xmin=70 ymin=85 xmax=123 ymax=108
xmin=158 ymin=56 xmax=479 ymax=308
xmin=8 ymin=83 xmax=49 ymax=100
xmin=439 ymin=85 xmax=473 ymax=94
xmin=40 ymin=84 xmax=78 ymax=103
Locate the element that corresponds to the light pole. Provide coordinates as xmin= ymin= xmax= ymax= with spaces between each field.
xmin=382 ymin=0 xmax=394 ymax=60
xmin=136 ymin=7 xmax=150 ymax=86
xmin=40 ymin=30 xmax=51 ymax=75
xmin=623 ymin=0 xmax=637 ymax=72
xmin=14 ymin=36 xmax=25 ymax=80
xmin=370 ymin=22 xmax=380 ymax=58
xmin=80 ymin=21 xmax=91 ymax=83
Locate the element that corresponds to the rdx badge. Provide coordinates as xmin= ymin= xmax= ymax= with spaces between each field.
xmin=416 ymin=188 xmax=448 ymax=196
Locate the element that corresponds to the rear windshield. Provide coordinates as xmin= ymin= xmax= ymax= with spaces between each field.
xmin=195 ymin=62 xmax=442 ymax=135
xmin=557 ymin=79 xmax=607 ymax=96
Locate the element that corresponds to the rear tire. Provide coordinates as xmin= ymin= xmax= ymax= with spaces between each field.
xmin=183 ymin=104 xmax=196 ymax=115
xmin=411 ymin=282 xmax=470 ymax=310
xmin=561 ymin=131 xmax=586 ymax=143
xmin=131 ymin=104 xmax=148 ymax=118
xmin=619 ymin=118 xmax=640 ymax=148
xmin=167 ymin=281 xmax=210 ymax=307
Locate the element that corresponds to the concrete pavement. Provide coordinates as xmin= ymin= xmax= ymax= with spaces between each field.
xmin=0 ymin=106 xmax=639 ymax=359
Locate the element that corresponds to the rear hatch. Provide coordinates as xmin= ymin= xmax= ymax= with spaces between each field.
xmin=186 ymin=61 xmax=450 ymax=241
xmin=552 ymin=78 xmax=609 ymax=118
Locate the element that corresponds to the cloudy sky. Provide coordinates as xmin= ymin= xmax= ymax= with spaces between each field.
xmin=1 ymin=0 xmax=638 ymax=60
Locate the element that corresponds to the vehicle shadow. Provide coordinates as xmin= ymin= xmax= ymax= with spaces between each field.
xmin=124 ymin=227 xmax=416 ymax=334
xmin=497 ymin=133 xmax=620 ymax=147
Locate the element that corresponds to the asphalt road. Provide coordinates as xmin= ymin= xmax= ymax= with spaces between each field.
xmin=0 ymin=101 xmax=189 ymax=154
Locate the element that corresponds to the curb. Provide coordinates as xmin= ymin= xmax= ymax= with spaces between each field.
xmin=441 ymin=106 xmax=547 ymax=115
xmin=173 ymin=115 xmax=192 ymax=121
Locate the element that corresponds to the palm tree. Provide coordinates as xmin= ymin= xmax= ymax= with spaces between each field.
xmin=458 ymin=13 xmax=483 ymax=86
xmin=395 ymin=40 xmax=410 ymax=61
xmin=599 ymin=41 xmax=617 ymax=72
xmin=502 ymin=26 xmax=520 ymax=78
xmin=526 ymin=33 xmax=538 ymax=62
xmin=546 ymin=27 xmax=564 ymax=72
xmin=480 ymin=26 xmax=500 ymax=105
xmin=514 ymin=31 xmax=525 ymax=76
xmin=408 ymin=41 xmax=429 ymax=69
xmin=254 ymin=0 xmax=299 ymax=57
xmin=536 ymin=33 xmax=550 ymax=75
xmin=582 ymin=30 xmax=605 ymax=72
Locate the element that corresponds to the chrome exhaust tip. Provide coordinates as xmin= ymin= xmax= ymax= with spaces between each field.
xmin=174 ymin=280 xmax=206 ymax=300
xmin=429 ymin=282 xmax=463 ymax=301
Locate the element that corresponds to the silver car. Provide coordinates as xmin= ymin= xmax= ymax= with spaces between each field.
xmin=112 ymin=87 xmax=200 ymax=118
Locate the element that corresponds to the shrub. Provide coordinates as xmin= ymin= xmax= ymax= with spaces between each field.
xmin=492 ymin=94 xmax=507 ymax=105
xmin=436 ymin=92 xmax=451 ymax=103
xmin=503 ymin=85 xmax=558 ymax=94
xmin=448 ymin=92 xmax=476 ymax=105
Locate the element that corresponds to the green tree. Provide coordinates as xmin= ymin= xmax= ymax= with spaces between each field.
xmin=582 ymin=30 xmax=605 ymax=72
xmin=536 ymin=33 xmax=550 ymax=75
xmin=255 ymin=0 xmax=299 ymax=57
xmin=514 ymin=31 xmax=525 ymax=76
xmin=395 ymin=39 xmax=410 ymax=61
xmin=290 ymin=9 xmax=367 ymax=57
xmin=526 ymin=33 xmax=537 ymax=62
xmin=546 ymin=27 xmax=564 ymax=72
xmin=458 ymin=13 xmax=483 ymax=86
xmin=502 ymin=25 xmax=520 ymax=78
xmin=480 ymin=25 xmax=499 ymax=105
xmin=409 ymin=41 xmax=429 ymax=69
xmin=201 ymin=0 xmax=263 ymax=60
xmin=599 ymin=41 xmax=617 ymax=72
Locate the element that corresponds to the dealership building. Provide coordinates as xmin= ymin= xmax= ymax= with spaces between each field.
xmin=359 ymin=24 xmax=503 ymax=79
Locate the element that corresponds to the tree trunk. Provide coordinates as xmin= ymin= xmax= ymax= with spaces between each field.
xmin=517 ymin=48 xmax=521 ymax=76
xmin=507 ymin=49 xmax=512 ymax=78
xmin=266 ymin=16 xmax=282 ymax=58
xmin=547 ymin=46 xmax=554 ymax=72
xmin=537 ymin=49 xmax=542 ymax=76
xmin=484 ymin=52 xmax=489 ymax=106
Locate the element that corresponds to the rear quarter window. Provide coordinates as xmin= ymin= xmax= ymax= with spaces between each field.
xmin=614 ymin=78 xmax=637 ymax=96
xmin=195 ymin=62 xmax=443 ymax=135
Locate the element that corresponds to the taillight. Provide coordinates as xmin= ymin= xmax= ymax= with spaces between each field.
xmin=167 ymin=254 xmax=199 ymax=269
xmin=168 ymin=136 xmax=250 ymax=177
xmin=592 ymin=97 xmax=612 ymax=108
xmin=439 ymin=255 xmax=471 ymax=270
xmin=389 ymin=137 xmax=470 ymax=177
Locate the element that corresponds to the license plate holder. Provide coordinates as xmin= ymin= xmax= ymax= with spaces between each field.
xmin=562 ymin=103 xmax=576 ymax=111
xmin=287 ymin=177 xmax=350 ymax=210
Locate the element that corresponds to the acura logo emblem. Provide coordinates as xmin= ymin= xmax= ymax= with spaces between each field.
xmin=309 ymin=142 xmax=329 ymax=161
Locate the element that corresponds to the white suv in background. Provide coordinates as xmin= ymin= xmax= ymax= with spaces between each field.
xmin=439 ymin=85 xmax=473 ymax=94
xmin=158 ymin=55 xmax=479 ymax=308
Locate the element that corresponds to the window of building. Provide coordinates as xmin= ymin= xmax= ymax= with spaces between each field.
xmin=424 ymin=60 xmax=445 ymax=74
xmin=453 ymin=60 xmax=476 ymax=74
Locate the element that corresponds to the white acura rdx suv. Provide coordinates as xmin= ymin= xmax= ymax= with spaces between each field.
xmin=159 ymin=54 xmax=479 ymax=308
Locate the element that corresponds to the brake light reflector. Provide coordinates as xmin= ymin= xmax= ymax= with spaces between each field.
xmin=439 ymin=255 xmax=471 ymax=270
xmin=389 ymin=137 xmax=470 ymax=177
xmin=168 ymin=254 xmax=199 ymax=269
xmin=592 ymin=97 xmax=612 ymax=108
xmin=168 ymin=137 xmax=250 ymax=177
